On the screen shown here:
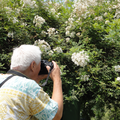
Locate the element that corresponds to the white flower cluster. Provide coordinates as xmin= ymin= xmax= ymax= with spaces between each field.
xmin=48 ymin=2 xmax=60 ymax=10
xmin=34 ymin=39 xmax=63 ymax=55
xmin=4 ymin=5 xmax=20 ymax=15
xmin=71 ymin=50 xmax=89 ymax=67
xmin=70 ymin=31 xmax=76 ymax=38
xmin=66 ymin=37 xmax=70 ymax=42
xmin=46 ymin=46 xmax=63 ymax=55
xmin=53 ymin=47 xmax=63 ymax=53
xmin=114 ymin=65 xmax=120 ymax=72
xmin=47 ymin=50 xmax=54 ymax=56
xmin=73 ymin=1 xmax=87 ymax=16
xmin=111 ymin=2 xmax=120 ymax=19
xmin=33 ymin=15 xmax=45 ymax=28
xmin=65 ymin=18 xmax=76 ymax=38
xmin=50 ymin=8 xmax=56 ymax=14
xmin=94 ymin=16 xmax=103 ymax=21
xmin=20 ymin=0 xmax=38 ymax=8
xmin=12 ymin=17 xmax=19 ymax=23
xmin=76 ymin=32 xmax=81 ymax=37
xmin=81 ymin=75 xmax=90 ymax=81
xmin=47 ymin=28 xmax=58 ymax=37
xmin=47 ymin=2 xmax=61 ymax=18
xmin=40 ymin=30 xmax=48 ymax=37
xmin=105 ymin=20 xmax=110 ymax=24
xmin=114 ymin=9 xmax=120 ymax=19
xmin=116 ymin=77 xmax=120 ymax=82
xmin=4 ymin=7 xmax=12 ymax=14
xmin=4 ymin=7 xmax=19 ymax=24
xmin=7 ymin=31 xmax=14 ymax=38
xmin=114 ymin=65 xmax=120 ymax=82
xmin=34 ymin=39 xmax=51 ymax=52
xmin=15 ymin=8 xmax=21 ymax=14
xmin=104 ymin=12 xmax=108 ymax=17
xmin=21 ymin=22 xmax=27 ymax=26
xmin=50 ymin=8 xmax=61 ymax=18
xmin=73 ymin=0 xmax=97 ymax=16
xmin=7 ymin=17 xmax=19 ymax=24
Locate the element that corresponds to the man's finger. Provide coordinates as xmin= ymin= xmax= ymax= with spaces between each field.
xmin=46 ymin=66 xmax=50 ymax=71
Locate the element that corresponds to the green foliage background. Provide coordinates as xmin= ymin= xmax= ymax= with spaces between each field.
xmin=1 ymin=0 xmax=120 ymax=119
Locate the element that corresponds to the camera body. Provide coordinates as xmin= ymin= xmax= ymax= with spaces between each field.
xmin=39 ymin=60 xmax=53 ymax=75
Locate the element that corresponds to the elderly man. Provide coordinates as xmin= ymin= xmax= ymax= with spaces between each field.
xmin=0 ymin=44 xmax=63 ymax=120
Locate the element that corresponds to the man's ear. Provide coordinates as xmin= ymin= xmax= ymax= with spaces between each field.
xmin=30 ymin=61 xmax=35 ymax=72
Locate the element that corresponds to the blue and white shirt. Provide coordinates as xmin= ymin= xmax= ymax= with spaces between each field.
xmin=0 ymin=73 xmax=58 ymax=120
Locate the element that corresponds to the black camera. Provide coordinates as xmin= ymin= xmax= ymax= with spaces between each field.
xmin=39 ymin=60 xmax=54 ymax=75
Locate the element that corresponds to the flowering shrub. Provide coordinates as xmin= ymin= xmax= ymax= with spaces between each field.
xmin=1 ymin=0 xmax=120 ymax=119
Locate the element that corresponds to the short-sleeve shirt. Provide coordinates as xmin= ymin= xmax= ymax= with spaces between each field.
xmin=0 ymin=74 xmax=58 ymax=120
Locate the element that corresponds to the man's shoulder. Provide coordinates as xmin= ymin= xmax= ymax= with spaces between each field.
xmin=13 ymin=75 xmax=40 ymax=89
xmin=0 ymin=73 xmax=12 ymax=83
xmin=0 ymin=73 xmax=10 ymax=77
xmin=16 ymin=76 xmax=41 ymax=98
xmin=0 ymin=74 xmax=41 ymax=98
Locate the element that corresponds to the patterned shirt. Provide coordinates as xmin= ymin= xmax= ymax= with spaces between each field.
xmin=0 ymin=73 xmax=58 ymax=120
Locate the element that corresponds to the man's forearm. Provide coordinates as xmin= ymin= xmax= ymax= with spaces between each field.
xmin=52 ymin=78 xmax=63 ymax=120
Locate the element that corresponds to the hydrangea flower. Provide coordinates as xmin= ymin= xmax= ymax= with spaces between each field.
xmin=71 ymin=50 xmax=89 ymax=67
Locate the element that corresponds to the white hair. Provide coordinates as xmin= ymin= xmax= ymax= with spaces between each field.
xmin=10 ymin=44 xmax=42 ymax=71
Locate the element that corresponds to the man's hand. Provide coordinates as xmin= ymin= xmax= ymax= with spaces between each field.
xmin=46 ymin=61 xmax=61 ymax=82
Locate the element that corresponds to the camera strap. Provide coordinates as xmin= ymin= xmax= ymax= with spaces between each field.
xmin=40 ymin=67 xmax=52 ymax=87
xmin=0 ymin=75 xmax=14 ymax=87
xmin=0 ymin=69 xmax=51 ymax=88
xmin=0 ymin=70 xmax=29 ymax=88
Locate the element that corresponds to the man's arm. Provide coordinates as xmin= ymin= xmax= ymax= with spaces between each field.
xmin=52 ymin=75 xmax=63 ymax=120
xmin=47 ymin=61 xmax=63 ymax=120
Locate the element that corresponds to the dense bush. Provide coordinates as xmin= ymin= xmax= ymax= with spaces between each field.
xmin=1 ymin=0 xmax=120 ymax=119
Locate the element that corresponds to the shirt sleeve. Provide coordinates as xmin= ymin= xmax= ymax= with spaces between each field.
xmin=29 ymin=85 xmax=58 ymax=120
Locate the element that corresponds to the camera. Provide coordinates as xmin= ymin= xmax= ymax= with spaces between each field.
xmin=39 ymin=60 xmax=54 ymax=75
